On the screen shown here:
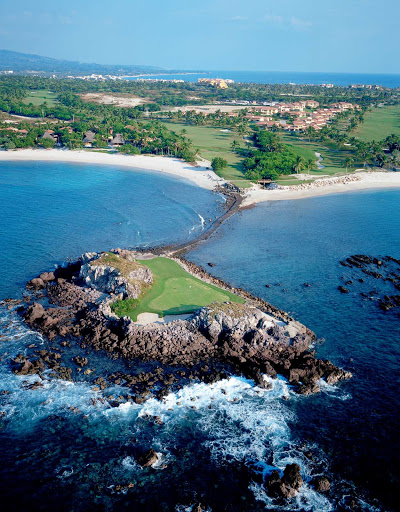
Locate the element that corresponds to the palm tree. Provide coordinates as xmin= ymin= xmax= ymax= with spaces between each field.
xmin=345 ymin=157 xmax=354 ymax=172
xmin=306 ymin=158 xmax=315 ymax=172
xmin=293 ymin=156 xmax=305 ymax=174
xmin=230 ymin=140 xmax=239 ymax=153
xmin=376 ymin=153 xmax=388 ymax=168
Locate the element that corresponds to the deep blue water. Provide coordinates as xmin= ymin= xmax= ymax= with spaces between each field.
xmin=188 ymin=190 xmax=400 ymax=511
xmin=126 ymin=71 xmax=400 ymax=88
xmin=0 ymin=161 xmax=223 ymax=298
xmin=0 ymin=162 xmax=399 ymax=511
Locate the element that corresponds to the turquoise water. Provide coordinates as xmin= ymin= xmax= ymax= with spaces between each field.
xmin=0 ymin=162 xmax=399 ymax=511
xmin=189 ymin=190 xmax=400 ymax=511
xmin=0 ymin=161 xmax=223 ymax=297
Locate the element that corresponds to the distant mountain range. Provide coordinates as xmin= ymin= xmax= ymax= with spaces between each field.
xmin=0 ymin=49 xmax=164 ymax=76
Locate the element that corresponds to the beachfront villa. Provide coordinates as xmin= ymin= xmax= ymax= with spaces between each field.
xmin=110 ymin=133 xmax=125 ymax=146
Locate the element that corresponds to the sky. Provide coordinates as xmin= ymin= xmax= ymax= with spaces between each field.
xmin=0 ymin=0 xmax=399 ymax=73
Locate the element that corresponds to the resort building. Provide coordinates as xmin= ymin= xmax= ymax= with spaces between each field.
xmin=110 ymin=133 xmax=125 ymax=146
xmin=83 ymin=130 xmax=96 ymax=147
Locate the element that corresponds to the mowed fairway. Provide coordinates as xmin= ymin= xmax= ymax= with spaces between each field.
xmin=125 ymin=257 xmax=244 ymax=320
xmin=352 ymin=105 xmax=400 ymax=141
xmin=22 ymin=90 xmax=59 ymax=107
xmin=279 ymin=134 xmax=356 ymax=178
xmin=162 ymin=121 xmax=252 ymax=187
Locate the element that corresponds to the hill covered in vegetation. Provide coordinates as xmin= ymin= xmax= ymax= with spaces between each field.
xmin=0 ymin=49 xmax=162 ymax=76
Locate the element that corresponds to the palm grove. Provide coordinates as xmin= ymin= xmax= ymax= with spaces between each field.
xmin=0 ymin=75 xmax=400 ymax=181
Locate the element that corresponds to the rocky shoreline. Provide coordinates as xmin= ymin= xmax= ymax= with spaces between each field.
xmin=17 ymin=249 xmax=351 ymax=401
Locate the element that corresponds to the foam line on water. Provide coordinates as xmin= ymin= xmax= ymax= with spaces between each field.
xmin=0 ymin=306 xmax=334 ymax=510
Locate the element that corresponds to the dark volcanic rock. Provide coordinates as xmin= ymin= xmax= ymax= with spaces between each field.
xmin=338 ymin=286 xmax=350 ymax=294
xmin=27 ymin=278 xmax=45 ymax=290
xmin=138 ymin=449 xmax=158 ymax=467
xmin=73 ymin=356 xmax=88 ymax=367
xmin=24 ymin=302 xmax=45 ymax=323
xmin=20 ymin=253 xmax=352 ymax=396
xmin=12 ymin=354 xmax=45 ymax=376
xmin=39 ymin=272 xmax=55 ymax=283
xmin=312 ymin=476 xmax=331 ymax=492
xmin=266 ymin=463 xmax=303 ymax=499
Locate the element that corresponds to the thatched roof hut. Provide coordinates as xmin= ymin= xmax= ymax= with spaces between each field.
xmin=111 ymin=133 xmax=125 ymax=146
xmin=83 ymin=130 xmax=96 ymax=143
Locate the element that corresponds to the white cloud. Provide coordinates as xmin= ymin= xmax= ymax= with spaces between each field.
xmin=23 ymin=11 xmax=32 ymax=17
xmin=290 ymin=16 xmax=312 ymax=28
xmin=231 ymin=15 xmax=248 ymax=21
xmin=262 ymin=14 xmax=312 ymax=29
xmin=264 ymin=14 xmax=284 ymax=24
xmin=59 ymin=16 xmax=73 ymax=25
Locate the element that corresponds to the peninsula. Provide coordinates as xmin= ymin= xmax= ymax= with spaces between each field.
xmin=19 ymin=248 xmax=351 ymax=400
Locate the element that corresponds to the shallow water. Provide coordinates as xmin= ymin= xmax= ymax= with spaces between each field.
xmin=189 ymin=189 xmax=400 ymax=511
xmin=0 ymin=161 xmax=223 ymax=297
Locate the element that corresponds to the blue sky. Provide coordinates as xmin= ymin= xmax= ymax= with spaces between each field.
xmin=1 ymin=0 xmax=399 ymax=73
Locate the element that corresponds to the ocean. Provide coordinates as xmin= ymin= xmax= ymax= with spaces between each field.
xmin=125 ymin=71 xmax=400 ymax=88
xmin=188 ymin=189 xmax=400 ymax=511
xmin=0 ymin=161 xmax=399 ymax=511
xmin=0 ymin=161 xmax=223 ymax=298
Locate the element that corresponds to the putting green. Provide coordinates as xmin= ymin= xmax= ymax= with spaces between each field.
xmin=112 ymin=256 xmax=244 ymax=320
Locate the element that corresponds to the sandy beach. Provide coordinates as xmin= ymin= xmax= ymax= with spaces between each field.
xmin=242 ymin=171 xmax=400 ymax=205
xmin=0 ymin=148 xmax=223 ymax=190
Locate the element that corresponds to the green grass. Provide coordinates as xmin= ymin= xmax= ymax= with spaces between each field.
xmin=23 ymin=90 xmax=58 ymax=107
xmin=276 ymin=176 xmax=315 ymax=186
xmin=280 ymin=133 xmax=357 ymax=177
xmin=162 ymin=121 xmax=252 ymax=188
xmin=113 ymin=257 xmax=244 ymax=320
xmin=285 ymin=141 xmax=318 ymax=162
xmin=352 ymin=105 xmax=400 ymax=141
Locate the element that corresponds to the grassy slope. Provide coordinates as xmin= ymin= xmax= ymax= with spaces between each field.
xmin=279 ymin=133 xmax=356 ymax=177
xmin=162 ymin=121 xmax=252 ymax=188
xmin=114 ymin=257 xmax=244 ymax=320
xmin=22 ymin=90 xmax=58 ymax=107
xmin=285 ymin=141 xmax=317 ymax=162
xmin=352 ymin=105 xmax=400 ymax=141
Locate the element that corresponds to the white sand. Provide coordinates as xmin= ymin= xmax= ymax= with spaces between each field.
xmin=0 ymin=148 xmax=223 ymax=190
xmin=135 ymin=312 xmax=192 ymax=326
xmin=242 ymin=171 xmax=400 ymax=205
xmin=80 ymin=93 xmax=145 ymax=108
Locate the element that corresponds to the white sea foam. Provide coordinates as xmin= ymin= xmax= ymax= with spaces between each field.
xmin=0 ymin=306 xmax=334 ymax=510
xmin=101 ymin=375 xmax=334 ymax=510
xmin=318 ymin=379 xmax=352 ymax=401
xmin=198 ymin=213 xmax=206 ymax=230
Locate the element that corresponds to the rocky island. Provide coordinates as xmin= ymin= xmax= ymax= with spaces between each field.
xmin=20 ymin=249 xmax=351 ymax=399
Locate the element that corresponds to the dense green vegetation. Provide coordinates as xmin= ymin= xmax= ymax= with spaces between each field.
xmin=0 ymin=49 xmax=160 ymax=76
xmin=112 ymin=257 xmax=244 ymax=320
xmin=1 ymin=75 xmax=399 ymax=112
xmin=161 ymin=121 xmax=252 ymax=187
xmin=243 ymin=130 xmax=316 ymax=181
xmin=1 ymin=75 xmax=400 ymax=186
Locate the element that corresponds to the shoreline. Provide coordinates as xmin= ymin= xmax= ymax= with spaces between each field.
xmin=0 ymin=148 xmax=223 ymax=191
xmin=242 ymin=171 xmax=400 ymax=205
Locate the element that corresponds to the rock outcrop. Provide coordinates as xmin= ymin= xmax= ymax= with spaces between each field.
xmin=265 ymin=463 xmax=304 ymax=499
xmin=312 ymin=476 xmax=331 ymax=492
xmin=79 ymin=252 xmax=152 ymax=299
xmin=20 ymin=250 xmax=351 ymax=396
